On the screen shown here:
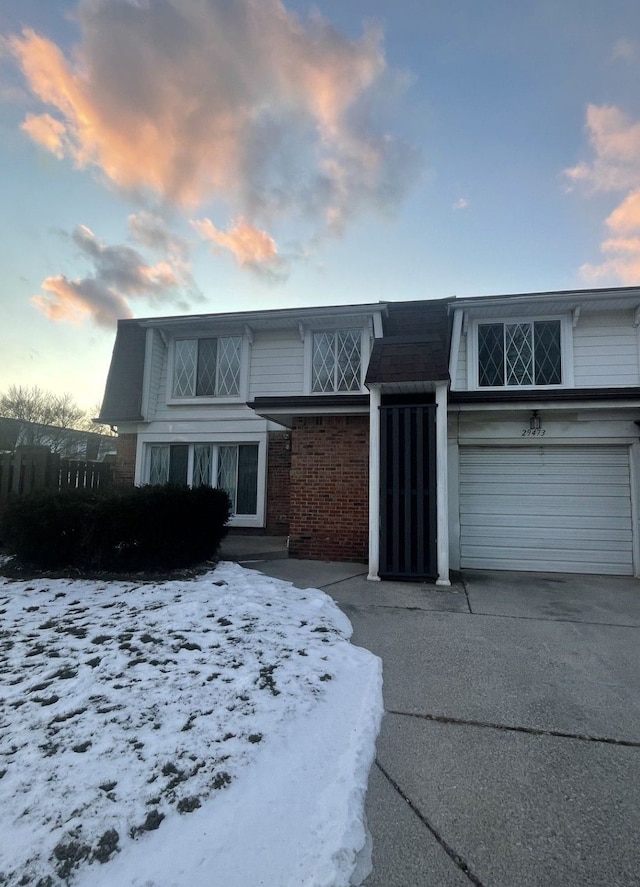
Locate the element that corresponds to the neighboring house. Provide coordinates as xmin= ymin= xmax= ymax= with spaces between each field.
xmin=446 ymin=288 xmax=640 ymax=577
xmin=99 ymin=286 xmax=640 ymax=580
xmin=0 ymin=416 xmax=116 ymax=461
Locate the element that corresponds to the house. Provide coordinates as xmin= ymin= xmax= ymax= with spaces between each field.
xmin=446 ymin=288 xmax=640 ymax=577
xmin=0 ymin=415 xmax=116 ymax=461
xmin=98 ymin=286 xmax=640 ymax=580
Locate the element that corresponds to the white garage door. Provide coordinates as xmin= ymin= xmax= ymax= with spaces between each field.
xmin=459 ymin=446 xmax=633 ymax=575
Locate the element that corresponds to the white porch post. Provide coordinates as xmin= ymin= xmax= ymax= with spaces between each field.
xmin=435 ymin=381 xmax=451 ymax=585
xmin=367 ymin=385 xmax=381 ymax=580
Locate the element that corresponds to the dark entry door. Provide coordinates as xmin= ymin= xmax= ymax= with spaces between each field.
xmin=379 ymin=404 xmax=437 ymax=580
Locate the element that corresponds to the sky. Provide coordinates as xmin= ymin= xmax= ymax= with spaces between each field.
xmin=1 ymin=0 xmax=640 ymax=411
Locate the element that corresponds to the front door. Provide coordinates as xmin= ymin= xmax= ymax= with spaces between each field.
xmin=379 ymin=404 xmax=437 ymax=579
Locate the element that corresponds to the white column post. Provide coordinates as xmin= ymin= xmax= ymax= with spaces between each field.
xmin=367 ymin=385 xmax=381 ymax=580
xmin=435 ymin=381 xmax=451 ymax=585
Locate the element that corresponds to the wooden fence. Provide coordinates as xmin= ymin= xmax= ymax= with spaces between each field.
xmin=0 ymin=446 xmax=113 ymax=513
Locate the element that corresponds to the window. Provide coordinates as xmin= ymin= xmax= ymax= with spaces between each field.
xmin=149 ymin=444 xmax=188 ymax=485
xmin=312 ymin=330 xmax=361 ymax=392
xmin=173 ymin=337 xmax=242 ymax=398
xmin=147 ymin=443 xmax=258 ymax=515
xmin=477 ymin=320 xmax=561 ymax=387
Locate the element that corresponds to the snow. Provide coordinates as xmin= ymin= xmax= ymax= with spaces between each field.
xmin=0 ymin=562 xmax=383 ymax=887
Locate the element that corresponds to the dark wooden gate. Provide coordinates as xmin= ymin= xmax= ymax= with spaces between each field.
xmin=379 ymin=404 xmax=437 ymax=580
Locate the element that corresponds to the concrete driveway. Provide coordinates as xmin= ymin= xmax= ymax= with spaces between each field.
xmin=232 ymin=549 xmax=640 ymax=887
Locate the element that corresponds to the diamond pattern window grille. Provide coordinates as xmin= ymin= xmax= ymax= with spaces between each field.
xmin=217 ymin=446 xmax=239 ymax=513
xmin=173 ymin=340 xmax=197 ymax=397
xmin=312 ymin=332 xmax=334 ymax=392
xmin=505 ymin=323 xmax=533 ymax=385
xmin=149 ymin=446 xmax=170 ymax=485
xmin=217 ymin=337 xmax=241 ymax=396
xmin=175 ymin=336 xmax=241 ymax=397
xmin=336 ymin=330 xmax=361 ymax=391
xmin=478 ymin=320 xmax=562 ymax=387
xmin=478 ymin=324 xmax=504 ymax=386
xmin=193 ymin=445 xmax=212 ymax=487
xmin=534 ymin=321 xmax=562 ymax=384
xmin=196 ymin=339 xmax=218 ymax=396
xmin=312 ymin=330 xmax=361 ymax=392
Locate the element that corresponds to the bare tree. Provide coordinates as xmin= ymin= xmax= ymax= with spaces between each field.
xmin=0 ymin=385 xmax=109 ymax=456
xmin=76 ymin=402 xmax=117 ymax=438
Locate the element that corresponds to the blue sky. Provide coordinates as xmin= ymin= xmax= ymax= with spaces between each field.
xmin=1 ymin=0 xmax=639 ymax=410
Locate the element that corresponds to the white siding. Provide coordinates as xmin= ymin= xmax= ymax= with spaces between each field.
xmin=149 ymin=403 xmax=267 ymax=429
xmin=454 ymin=332 xmax=467 ymax=390
xmin=146 ymin=330 xmax=167 ymax=419
xmin=573 ymin=311 xmax=639 ymax=387
xmin=458 ymin=445 xmax=633 ymax=575
xmin=152 ymin=349 xmax=173 ymax=419
xmin=249 ymin=329 xmax=304 ymax=398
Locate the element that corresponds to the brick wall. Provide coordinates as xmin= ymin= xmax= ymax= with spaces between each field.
xmin=115 ymin=433 xmax=137 ymax=486
xmin=266 ymin=431 xmax=291 ymax=535
xmin=289 ymin=416 xmax=368 ymax=562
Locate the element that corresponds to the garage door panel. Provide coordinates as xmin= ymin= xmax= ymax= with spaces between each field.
xmin=457 ymin=511 xmax=632 ymax=531
xmin=459 ymin=496 xmax=630 ymax=516
xmin=459 ymin=446 xmax=633 ymax=575
xmin=465 ymin=555 xmax=627 ymax=574
xmin=460 ymin=482 xmax=629 ymax=498
xmin=461 ymin=526 xmax=631 ymax=545
xmin=458 ymin=503 xmax=629 ymax=531
xmin=462 ymin=544 xmax=631 ymax=563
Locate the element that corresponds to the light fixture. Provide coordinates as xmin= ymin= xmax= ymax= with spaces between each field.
xmin=529 ymin=410 xmax=541 ymax=432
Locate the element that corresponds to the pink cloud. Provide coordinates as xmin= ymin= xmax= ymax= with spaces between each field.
xmin=192 ymin=218 xmax=278 ymax=265
xmin=193 ymin=216 xmax=289 ymax=282
xmin=33 ymin=225 xmax=198 ymax=328
xmin=605 ymin=189 xmax=640 ymax=234
xmin=21 ymin=112 xmax=67 ymax=158
xmin=565 ymin=105 xmax=640 ymax=193
xmin=567 ymin=106 xmax=640 ymax=285
xmin=9 ymin=1 xmax=419 ymax=248
xmin=33 ymin=275 xmax=133 ymax=329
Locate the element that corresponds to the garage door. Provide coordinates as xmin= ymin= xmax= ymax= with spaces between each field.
xmin=459 ymin=446 xmax=633 ymax=575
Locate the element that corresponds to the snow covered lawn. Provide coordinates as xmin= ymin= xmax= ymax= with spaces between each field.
xmin=0 ymin=562 xmax=382 ymax=887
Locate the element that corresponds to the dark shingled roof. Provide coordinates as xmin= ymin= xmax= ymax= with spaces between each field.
xmin=366 ymin=299 xmax=452 ymax=385
xmin=98 ymin=320 xmax=146 ymax=423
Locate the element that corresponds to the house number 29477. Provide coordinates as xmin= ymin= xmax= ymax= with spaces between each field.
xmin=521 ymin=428 xmax=546 ymax=436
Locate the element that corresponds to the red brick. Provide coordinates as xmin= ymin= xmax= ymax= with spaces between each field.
xmin=288 ymin=416 xmax=368 ymax=562
xmin=115 ymin=433 xmax=137 ymax=486
xmin=266 ymin=431 xmax=291 ymax=535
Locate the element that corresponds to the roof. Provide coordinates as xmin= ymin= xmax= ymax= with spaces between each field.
xmin=248 ymin=395 xmax=370 ymax=428
xmin=451 ymin=285 xmax=640 ymax=316
xmin=98 ymin=320 xmax=146 ymax=423
xmin=449 ymin=387 xmax=640 ymax=405
xmin=0 ymin=417 xmax=22 ymax=451
xmin=137 ymin=302 xmax=386 ymax=334
xmin=365 ymin=299 xmax=451 ymax=386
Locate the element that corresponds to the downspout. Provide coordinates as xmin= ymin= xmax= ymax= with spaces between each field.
xmin=367 ymin=385 xmax=381 ymax=580
xmin=435 ymin=381 xmax=451 ymax=585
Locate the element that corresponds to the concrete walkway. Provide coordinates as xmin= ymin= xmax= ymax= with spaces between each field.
xmin=221 ymin=540 xmax=640 ymax=886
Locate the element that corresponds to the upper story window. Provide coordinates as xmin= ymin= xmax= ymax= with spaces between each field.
xmin=312 ymin=329 xmax=361 ymax=393
xmin=478 ymin=320 xmax=562 ymax=387
xmin=173 ymin=337 xmax=241 ymax=398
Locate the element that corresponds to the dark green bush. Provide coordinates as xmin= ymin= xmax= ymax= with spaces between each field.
xmin=1 ymin=485 xmax=231 ymax=572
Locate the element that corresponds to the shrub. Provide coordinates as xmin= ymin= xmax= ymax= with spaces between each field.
xmin=1 ymin=485 xmax=231 ymax=572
